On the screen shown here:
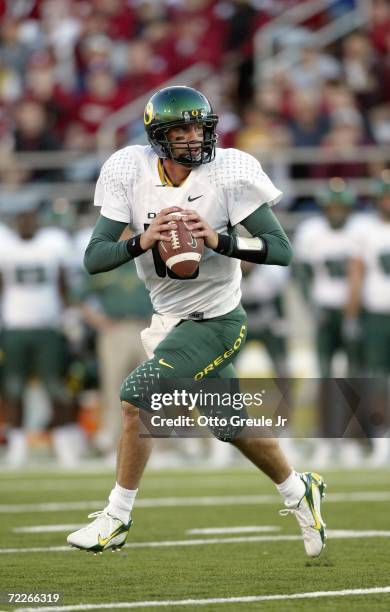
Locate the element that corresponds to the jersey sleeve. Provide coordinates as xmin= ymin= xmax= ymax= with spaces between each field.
xmin=223 ymin=149 xmax=283 ymax=226
xmin=94 ymin=149 xmax=134 ymax=224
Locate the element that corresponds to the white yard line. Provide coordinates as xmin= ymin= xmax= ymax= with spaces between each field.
xmin=187 ymin=526 xmax=281 ymax=535
xmin=13 ymin=525 xmax=85 ymax=534
xmin=14 ymin=587 xmax=390 ymax=612
xmin=0 ymin=481 xmax=112 ymax=492
xmin=2 ymin=530 xmax=390 ymax=554
xmin=0 ymin=501 xmax=105 ymax=513
xmin=14 ymin=525 xmax=281 ymax=535
xmin=0 ymin=469 xmax=257 ymax=482
xmin=0 ymin=474 xmax=260 ymax=491
xmin=1 ymin=490 xmax=390 ymax=513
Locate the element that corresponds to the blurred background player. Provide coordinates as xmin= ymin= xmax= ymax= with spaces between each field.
xmin=241 ymin=262 xmax=290 ymax=378
xmin=73 ymin=224 xmax=153 ymax=458
xmin=293 ymin=179 xmax=365 ymax=466
xmin=0 ymin=204 xmax=85 ymax=467
xmin=346 ymin=176 xmax=390 ymax=466
xmin=72 ymin=225 xmax=193 ymax=467
xmin=0 ymin=220 xmax=16 ymax=447
xmin=240 ymin=262 xmax=301 ymax=463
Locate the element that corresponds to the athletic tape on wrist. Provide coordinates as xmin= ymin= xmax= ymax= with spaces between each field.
xmin=213 ymin=234 xmax=267 ymax=263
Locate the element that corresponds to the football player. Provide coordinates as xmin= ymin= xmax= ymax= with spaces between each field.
xmin=241 ymin=262 xmax=290 ymax=378
xmin=240 ymin=263 xmax=300 ymax=463
xmin=68 ymin=86 xmax=326 ymax=557
xmin=0 ymin=205 xmax=85 ymax=466
xmin=73 ymin=225 xmax=153 ymax=456
xmin=294 ymin=182 xmax=364 ymax=466
xmin=294 ymin=183 xmax=360 ymax=374
xmin=346 ymin=178 xmax=390 ymax=465
xmin=0 ymin=222 xmax=16 ymax=442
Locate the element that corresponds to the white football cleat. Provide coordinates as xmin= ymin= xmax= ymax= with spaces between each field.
xmin=280 ymin=472 xmax=327 ymax=557
xmin=67 ymin=511 xmax=132 ymax=552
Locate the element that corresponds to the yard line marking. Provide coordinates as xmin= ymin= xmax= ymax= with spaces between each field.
xmin=0 ymin=481 xmax=113 ymax=492
xmin=14 ymin=586 xmax=390 ymax=611
xmin=187 ymin=526 xmax=281 ymax=535
xmin=0 ymin=470 xmax=252 ymax=481
xmin=2 ymin=530 xmax=390 ymax=554
xmin=328 ymin=530 xmax=390 ymax=537
xmin=13 ymin=525 xmax=281 ymax=535
xmin=0 ymin=474 xmax=261 ymax=490
xmin=1 ymin=491 xmax=390 ymax=513
xmin=0 ymin=545 xmax=71 ymax=554
xmin=13 ymin=525 xmax=84 ymax=534
xmin=14 ymin=525 xmax=282 ymax=535
xmin=0 ymin=501 xmax=105 ymax=513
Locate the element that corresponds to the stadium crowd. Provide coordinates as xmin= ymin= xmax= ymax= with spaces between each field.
xmin=0 ymin=0 xmax=389 ymax=468
xmin=0 ymin=0 xmax=389 ymax=170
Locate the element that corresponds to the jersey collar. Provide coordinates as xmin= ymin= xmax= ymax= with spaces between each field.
xmin=157 ymin=158 xmax=192 ymax=188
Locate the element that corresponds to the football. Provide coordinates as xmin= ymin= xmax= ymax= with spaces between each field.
xmin=158 ymin=213 xmax=204 ymax=277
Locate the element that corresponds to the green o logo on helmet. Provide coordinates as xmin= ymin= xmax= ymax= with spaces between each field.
xmin=144 ymin=101 xmax=154 ymax=126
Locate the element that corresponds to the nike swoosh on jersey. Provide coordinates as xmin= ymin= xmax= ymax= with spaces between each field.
xmin=159 ymin=358 xmax=174 ymax=369
xmin=187 ymin=195 xmax=203 ymax=202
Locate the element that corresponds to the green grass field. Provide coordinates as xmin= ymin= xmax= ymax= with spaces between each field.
xmin=0 ymin=466 xmax=390 ymax=611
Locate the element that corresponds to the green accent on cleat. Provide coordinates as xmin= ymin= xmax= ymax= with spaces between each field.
xmin=280 ymin=472 xmax=327 ymax=557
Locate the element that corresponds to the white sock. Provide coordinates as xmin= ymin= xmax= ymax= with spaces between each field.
xmin=276 ymin=470 xmax=305 ymax=506
xmin=105 ymin=483 xmax=138 ymax=524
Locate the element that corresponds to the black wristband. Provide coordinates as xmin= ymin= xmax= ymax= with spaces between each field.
xmin=212 ymin=233 xmax=234 ymax=256
xmin=126 ymin=234 xmax=146 ymax=259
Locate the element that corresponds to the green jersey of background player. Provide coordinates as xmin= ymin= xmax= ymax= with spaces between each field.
xmin=67 ymin=86 xmax=327 ymax=557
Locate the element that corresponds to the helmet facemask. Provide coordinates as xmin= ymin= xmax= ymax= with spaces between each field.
xmin=151 ymin=118 xmax=218 ymax=167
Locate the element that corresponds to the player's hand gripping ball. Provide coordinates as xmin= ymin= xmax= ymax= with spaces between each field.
xmin=158 ymin=213 xmax=204 ymax=277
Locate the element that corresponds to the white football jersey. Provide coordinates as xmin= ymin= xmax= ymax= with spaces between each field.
xmin=94 ymin=145 xmax=282 ymax=318
xmin=351 ymin=214 xmax=390 ymax=313
xmin=73 ymin=226 xmax=93 ymax=268
xmin=0 ymin=227 xmax=71 ymax=328
xmin=0 ymin=223 xmax=15 ymax=242
xmin=294 ymin=215 xmax=358 ymax=309
xmin=241 ymin=265 xmax=289 ymax=303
